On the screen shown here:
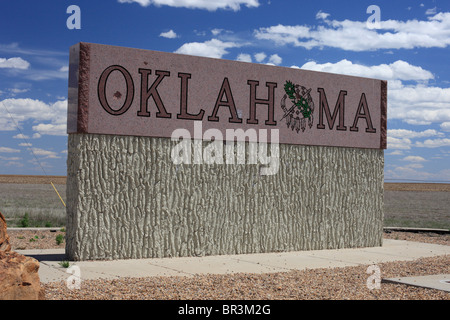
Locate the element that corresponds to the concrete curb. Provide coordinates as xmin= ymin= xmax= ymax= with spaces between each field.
xmin=16 ymin=239 xmax=450 ymax=284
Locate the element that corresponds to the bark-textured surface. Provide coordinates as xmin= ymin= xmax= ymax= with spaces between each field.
xmin=66 ymin=134 xmax=384 ymax=261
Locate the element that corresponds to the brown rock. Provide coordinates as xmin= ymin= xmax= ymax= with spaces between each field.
xmin=0 ymin=251 xmax=45 ymax=300
xmin=0 ymin=212 xmax=11 ymax=252
xmin=0 ymin=211 xmax=45 ymax=300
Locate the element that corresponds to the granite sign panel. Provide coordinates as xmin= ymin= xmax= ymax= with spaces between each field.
xmin=68 ymin=42 xmax=387 ymax=149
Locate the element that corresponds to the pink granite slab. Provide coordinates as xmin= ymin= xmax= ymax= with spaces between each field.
xmin=68 ymin=42 xmax=387 ymax=149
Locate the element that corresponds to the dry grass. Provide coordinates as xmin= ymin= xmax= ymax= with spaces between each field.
xmin=384 ymin=183 xmax=450 ymax=192
xmin=0 ymin=175 xmax=66 ymax=185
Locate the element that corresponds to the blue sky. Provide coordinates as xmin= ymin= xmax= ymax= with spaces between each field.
xmin=0 ymin=0 xmax=449 ymax=182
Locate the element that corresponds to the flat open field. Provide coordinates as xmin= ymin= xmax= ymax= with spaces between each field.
xmin=0 ymin=175 xmax=449 ymax=229
xmin=1 ymin=175 xmax=448 ymax=301
xmin=0 ymin=175 xmax=66 ymax=185
xmin=384 ymin=182 xmax=450 ymax=192
xmin=2 ymin=174 xmax=449 ymax=191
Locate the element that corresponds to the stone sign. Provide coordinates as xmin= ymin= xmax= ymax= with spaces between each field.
xmin=68 ymin=43 xmax=386 ymax=149
xmin=66 ymin=42 xmax=386 ymax=261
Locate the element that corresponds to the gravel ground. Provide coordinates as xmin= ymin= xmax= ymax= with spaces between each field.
xmin=7 ymin=229 xmax=449 ymax=300
xmin=8 ymin=229 xmax=66 ymax=250
xmin=42 ymin=255 xmax=450 ymax=300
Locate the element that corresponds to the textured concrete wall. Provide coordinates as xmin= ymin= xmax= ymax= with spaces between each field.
xmin=66 ymin=133 xmax=384 ymax=261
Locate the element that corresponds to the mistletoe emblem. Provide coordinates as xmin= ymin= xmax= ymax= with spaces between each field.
xmin=281 ymin=81 xmax=315 ymax=133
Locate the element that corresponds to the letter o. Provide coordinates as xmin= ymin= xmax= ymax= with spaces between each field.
xmin=98 ymin=65 xmax=134 ymax=116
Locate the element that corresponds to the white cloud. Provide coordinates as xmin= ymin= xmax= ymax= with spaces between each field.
xmin=19 ymin=143 xmax=32 ymax=147
xmin=388 ymin=129 xmax=444 ymax=139
xmin=255 ymin=25 xmax=311 ymax=47
xmin=268 ymin=54 xmax=282 ymax=65
xmin=387 ymin=150 xmax=404 ymax=156
xmin=3 ymin=88 xmax=30 ymax=97
xmin=300 ymin=59 xmax=450 ymax=126
xmin=13 ymin=133 xmax=30 ymax=139
xmin=30 ymin=147 xmax=60 ymax=159
xmin=118 ymin=0 xmax=260 ymax=11
xmin=175 ymin=39 xmax=240 ymax=58
xmin=254 ymin=12 xmax=450 ymax=51
xmin=402 ymin=156 xmax=427 ymax=162
xmin=32 ymin=123 xmax=67 ymax=136
xmin=25 ymin=69 xmax=70 ymax=81
xmin=0 ymin=98 xmax=67 ymax=136
xmin=404 ymin=163 xmax=424 ymax=169
xmin=441 ymin=122 xmax=450 ymax=132
xmin=159 ymin=30 xmax=178 ymax=39
xmin=387 ymin=137 xmax=412 ymax=150
xmin=415 ymin=138 xmax=450 ymax=148
xmin=0 ymin=57 xmax=30 ymax=69
xmin=0 ymin=43 xmax=65 ymax=57
xmin=301 ymin=59 xmax=434 ymax=81
xmin=4 ymin=161 xmax=24 ymax=168
xmin=0 ymin=156 xmax=21 ymax=161
xmin=254 ymin=52 xmax=266 ymax=62
xmin=0 ymin=147 xmax=21 ymax=153
xmin=389 ymin=83 xmax=450 ymax=125
xmin=211 ymin=28 xmax=223 ymax=36
xmin=236 ymin=53 xmax=252 ymax=62
xmin=316 ymin=10 xmax=330 ymax=20
xmin=425 ymin=7 xmax=437 ymax=15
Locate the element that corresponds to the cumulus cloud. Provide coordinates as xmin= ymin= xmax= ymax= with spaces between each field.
xmin=0 ymin=57 xmax=30 ymax=69
xmin=388 ymin=83 xmax=450 ymax=125
xmin=13 ymin=133 xmax=30 ymax=139
xmin=175 ymin=39 xmax=240 ymax=58
xmin=402 ymin=155 xmax=427 ymax=162
xmin=301 ymin=59 xmax=434 ymax=81
xmin=425 ymin=7 xmax=437 ymax=15
xmin=118 ymin=0 xmax=260 ymax=11
xmin=254 ymin=12 xmax=450 ymax=51
xmin=236 ymin=53 xmax=252 ymax=62
xmin=300 ymin=59 xmax=450 ymax=126
xmin=211 ymin=28 xmax=223 ymax=36
xmin=0 ymin=147 xmax=21 ymax=153
xmin=0 ymin=156 xmax=21 ymax=161
xmin=30 ymin=147 xmax=60 ymax=159
xmin=441 ymin=122 xmax=450 ymax=132
xmin=316 ymin=10 xmax=330 ymax=20
xmin=268 ymin=54 xmax=282 ymax=65
xmin=387 ymin=137 xmax=412 ymax=150
xmin=388 ymin=129 xmax=444 ymax=139
xmin=0 ymin=98 xmax=67 ymax=136
xmin=159 ymin=30 xmax=178 ymax=39
xmin=415 ymin=138 xmax=450 ymax=148
xmin=254 ymin=52 xmax=267 ymax=62
xmin=32 ymin=124 xmax=67 ymax=136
